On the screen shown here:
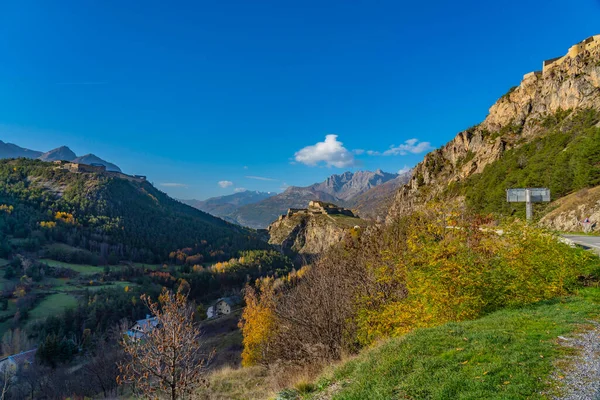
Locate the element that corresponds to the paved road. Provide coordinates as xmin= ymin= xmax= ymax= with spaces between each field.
xmin=562 ymin=235 xmax=600 ymax=255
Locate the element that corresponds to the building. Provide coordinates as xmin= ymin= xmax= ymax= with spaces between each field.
xmin=64 ymin=162 xmax=106 ymax=173
xmin=125 ymin=315 xmax=160 ymax=341
xmin=206 ymin=297 xmax=241 ymax=319
xmin=541 ymin=35 xmax=600 ymax=73
xmin=0 ymin=349 xmax=37 ymax=379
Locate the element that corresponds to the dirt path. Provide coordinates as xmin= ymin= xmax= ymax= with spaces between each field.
xmin=551 ymin=321 xmax=600 ymax=400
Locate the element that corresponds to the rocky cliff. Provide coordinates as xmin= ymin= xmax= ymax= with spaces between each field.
xmin=267 ymin=204 xmax=368 ymax=263
xmin=389 ymin=35 xmax=600 ymax=219
xmin=540 ymin=186 xmax=600 ymax=232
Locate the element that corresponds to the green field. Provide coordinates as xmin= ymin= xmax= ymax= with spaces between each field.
xmin=40 ymin=259 xmax=105 ymax=275
xmin=292 ymin=287 xmax=600 ymax=400
xmin=29 ymin=293 xmax=78 ymax=320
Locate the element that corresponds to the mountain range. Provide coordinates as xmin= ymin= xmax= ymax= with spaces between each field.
xmin=0 ymin=141 xmax=121 ymax=172
xmin=186 ymin=169 xmax=411 ymax=229
xmin=181 ymin=191 xmax=277 ymax=223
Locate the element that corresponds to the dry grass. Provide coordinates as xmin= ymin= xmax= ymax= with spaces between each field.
xmin=196 ymin=362 xmax=336 ymax=399
xmin=544 ymin=186 xmax=600 ymax=221
xmin=196 ymin=365 xmax=274 ymax=400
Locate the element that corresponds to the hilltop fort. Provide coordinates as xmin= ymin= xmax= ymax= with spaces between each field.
xmin=277 ymin=200 xmax=355 ymax=221
xmin=525 ymin=34 xmax=600 ymax=79
xmin=53 ymin=160 xmax=147 ymax=183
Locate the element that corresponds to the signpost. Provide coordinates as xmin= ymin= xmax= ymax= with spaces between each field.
xmin=506 ymin=188 xmax=550 ymax=221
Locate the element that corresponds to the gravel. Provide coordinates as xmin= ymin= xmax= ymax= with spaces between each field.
xmin=551 ymin=321 xmax=600 ymax=400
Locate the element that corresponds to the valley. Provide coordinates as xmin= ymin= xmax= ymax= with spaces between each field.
xmin=2 ymin=4 xmax=600 ymax=399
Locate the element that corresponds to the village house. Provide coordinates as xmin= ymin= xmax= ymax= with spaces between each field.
xmin=125 ymin=315 xmax=160 ymax=342
xmin=206 ymin=297 xmax=241 ymax=319
xmin=0 ymin=349 xmax=37 ymax=380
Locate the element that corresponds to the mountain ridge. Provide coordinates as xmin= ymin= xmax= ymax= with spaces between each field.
xmin=0 ymin=141 xmax=122 ymax=172
xmin=225 ymin=170 xmax=401 ymax=228
xmin=388 ymin=34 xmax=600 ymax=220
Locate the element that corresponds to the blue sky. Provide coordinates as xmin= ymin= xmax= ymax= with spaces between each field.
xmin=1 ymin=0 xmax=599 ymax=200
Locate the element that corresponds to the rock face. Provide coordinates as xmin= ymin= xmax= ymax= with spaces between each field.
xmin=267 ymin=201 xmax=367 ymax=263
xmin=540 ymin=186 xmax=600 ymax=232
xmin=389 ymin=34 xmax=600 ymax=219
xmin=348 ymin=171 xmax=412 ymax=219
xmin=309 ymin=169 xmax=399 ymax=201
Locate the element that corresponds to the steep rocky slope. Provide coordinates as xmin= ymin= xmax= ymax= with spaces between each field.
xmin=389 ymin=35 xmax=600 ymax=219
xmin=309 ymin=169 xmax=398 ymax=201
xmin=267 ymin=204 xmax=368 ymax=263
xmin=349 ymin=171 xmax=412 ymax=219
xmin=540 ymin=186 xmax=600 ymax=231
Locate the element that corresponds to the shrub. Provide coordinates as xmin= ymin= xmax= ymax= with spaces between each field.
xmin=241 ymin=206 xmax=599 ymax=366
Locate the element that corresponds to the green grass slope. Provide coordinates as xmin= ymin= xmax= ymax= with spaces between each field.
xmin=294 ymin=287 xmax=600 ymax=400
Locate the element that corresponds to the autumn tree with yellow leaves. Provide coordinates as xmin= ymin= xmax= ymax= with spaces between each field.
xmin=240 ymin=205 xmax=599 ymax=367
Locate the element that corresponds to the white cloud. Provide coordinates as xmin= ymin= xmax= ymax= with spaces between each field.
xmin=398 ymin=165 xmax=412 ymax=175
xmin=383 ymin=139 xmax=433 ymax=156
xmin=294 ymin=134 xmax=356 ymax=168
xmin=159 ymin=183 xmax=188 ymax=188
xmin=234 ymin=187 xmax=247 ymax=193
xmin=367 ymin=139 xmax=433 ymax=156
xmin=353 ymin=149 xmax=365 ymax=155
xmin=246 ymin=175 xmax=277 ymax=181
xmin=218 ymin=180 xmax=233 ymax=188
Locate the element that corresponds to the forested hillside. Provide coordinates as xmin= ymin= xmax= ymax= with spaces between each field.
xmin=459 ymin=108 xmax=600 ymax=217
xmin=0 ymin=159 xmax=267 ymax=264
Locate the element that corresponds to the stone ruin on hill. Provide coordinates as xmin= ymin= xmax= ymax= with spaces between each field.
xmin=277 ymin=200 xmax=355 ymax=221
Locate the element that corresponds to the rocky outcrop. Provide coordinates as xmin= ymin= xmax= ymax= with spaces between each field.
xmin=389 ymin=35 xmax=600 ymax=219
xmin=540 ymin=186 xmax=600 ymax=232
xmin=267 ymin=202 xmax=367 ymax=263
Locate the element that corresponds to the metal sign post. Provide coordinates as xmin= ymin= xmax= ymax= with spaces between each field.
xmin=506 ymin=188 xmax=550 ymax=222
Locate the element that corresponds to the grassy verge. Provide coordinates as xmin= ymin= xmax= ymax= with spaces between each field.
xmin=29 ymin=293 xmax=78 ymax=320
xmin=290 ymin=287 xmax=600 ymax=400
xmin=40 ymin=259 xmax=105 ymax=275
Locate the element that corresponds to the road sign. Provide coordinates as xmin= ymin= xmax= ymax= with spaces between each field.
xmin=506 ymin=188 xmax=550 ymax=203
xmin=506 ymin=188 xmax=550 ymax=221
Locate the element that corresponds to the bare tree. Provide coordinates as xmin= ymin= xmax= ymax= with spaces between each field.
xmin=83 ymin=338 xmax=122 ymax=398
xmin=0 ymin=365 xmax=12 ymax=400
xmin=117 ymin=287 xmax=212 ymax=400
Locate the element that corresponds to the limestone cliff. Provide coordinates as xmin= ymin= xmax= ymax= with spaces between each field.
xmin=389 ymin=35 xmax=600 ymax=219
xmin=540 ymin=186 xmax=600 ymax=232
xmin=267 ymin=204 xmax=368 ymax=263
